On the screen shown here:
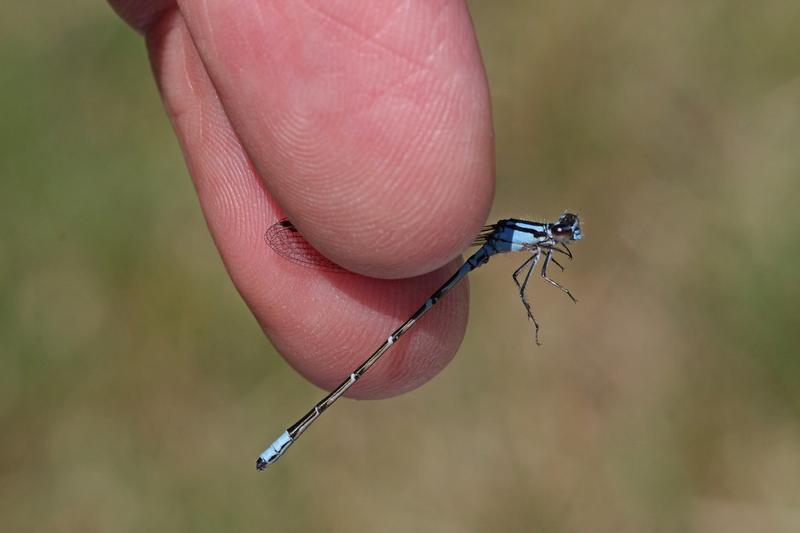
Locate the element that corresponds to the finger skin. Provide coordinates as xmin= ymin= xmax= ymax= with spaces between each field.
xmin=108 ymin=0 xmax=176 ymax=32
xmin=145 ymin=10 xmax=471 ymax=399
xmin=174 ymin=0 xmax=495 ymax=278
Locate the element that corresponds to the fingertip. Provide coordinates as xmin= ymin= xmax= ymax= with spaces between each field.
xmin=178 ymin=0 xmax=495 ymax=278
xmin=108 ymin=0 xmax=176 ymax=33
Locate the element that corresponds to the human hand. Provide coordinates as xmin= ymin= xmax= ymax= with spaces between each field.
xmin=108 ymin=0 xmax=495 ymax=398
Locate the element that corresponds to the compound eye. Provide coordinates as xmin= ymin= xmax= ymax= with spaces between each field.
xmin=553 ymin=226 xmax=574 ymax=239
xmin=559 ymin=213 xmax=577 ymax=226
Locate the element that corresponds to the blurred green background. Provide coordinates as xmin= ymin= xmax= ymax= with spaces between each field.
xmin=2 ymin=1 xmax=799 ymax=531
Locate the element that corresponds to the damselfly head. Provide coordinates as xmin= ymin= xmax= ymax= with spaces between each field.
xmin=552 ymin=213 xmax=582 ymax=242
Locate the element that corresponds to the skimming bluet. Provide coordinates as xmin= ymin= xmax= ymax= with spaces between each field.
xmin=256 ymin=213 xmax=583 ymax=471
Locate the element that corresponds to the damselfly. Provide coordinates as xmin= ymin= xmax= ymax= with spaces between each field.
xmin=256 ymin=213 xmax=583 ymax=470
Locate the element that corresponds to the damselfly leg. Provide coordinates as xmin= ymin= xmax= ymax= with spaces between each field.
xmin=550 ymin=255 xmax=566 ymax=272
xmin=541 ymin=250 xmax=577 ymax=303
xmin=513 ymin=251 xmax=542 ymax=345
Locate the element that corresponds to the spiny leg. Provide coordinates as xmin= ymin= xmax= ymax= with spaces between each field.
xmin=549 ymin=242 xmax=574 ymax=274
xmin=549 ymin=244 xmax=572 ymax=261
xmin=541 ymin=250 xmax=577 ymax=303
xmin=512 ymin=254 xmax=536 ymax=283
xmin=513 ymin=251 xmax=542 ymax=345
xmin=559 ymin=242 xmax=573 ymax=260
xmin=512 ymin=255 xmax=537 ymax=328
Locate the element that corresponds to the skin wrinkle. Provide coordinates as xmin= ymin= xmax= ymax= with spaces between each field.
xmin=325 ymin=75 xmax=461 ymax=229
xmin=303 ymin=8 xmax=456 ymax=143
xmin=111 ymin=0 xmax=176 ymax=33
xmin=197 ymin=0 xmax=217 ymax=59
xmin=358 ymin=97 xmax=473 ymax=259
xmin=175 ymin=2 xmax=255 ymax=108
xmin=267 ymin=67 xmax=427 ymax=209
xmin=340 ymin=70 xmax=486 ymax=252
xmin=369 ymin=0 xmax=413 ymax=44
xmin=251 ymin=0 xmax=267 ymax=28
xmin=263 ymin=7 xmax=453 ymax=210
xmin=195 ymin=89 xmax=252 ymax=222
xmin=351 ymin=63 xmax=430 ymax=125
xmin=151 ymin=14 xmax=280 ymax=293
xmin=146 ymin=9 xmax=190 ymax=130
xmin=169 ymin=28 xmax=247 ymax=236
xmin=235 ymin=6 xmax=287 ymax=81
xmin=300 ymin=0 xmax=431 ymax=72
xmin=272 ymin=94 xmax=439 ymax=254
xmin=420 ymin=0 xmax=451 ymax=63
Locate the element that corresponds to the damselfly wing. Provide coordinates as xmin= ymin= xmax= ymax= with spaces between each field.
xmin=265 ymin=219 xmax=346 ymax=273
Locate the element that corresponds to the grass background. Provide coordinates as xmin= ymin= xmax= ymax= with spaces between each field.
xmin=2 ymin=1 xmax=799 ymax=531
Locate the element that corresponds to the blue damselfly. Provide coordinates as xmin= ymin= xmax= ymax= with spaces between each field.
xmin=256 ymin=213 xmax=583 ymax=470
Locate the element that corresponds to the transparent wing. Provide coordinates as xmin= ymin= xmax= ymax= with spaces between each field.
xmin=264 ymin=219 xmax=347 ymax=273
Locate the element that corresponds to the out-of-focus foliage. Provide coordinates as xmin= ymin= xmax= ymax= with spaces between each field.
xmin=1 ymin=1 xmax=799 ymax=531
